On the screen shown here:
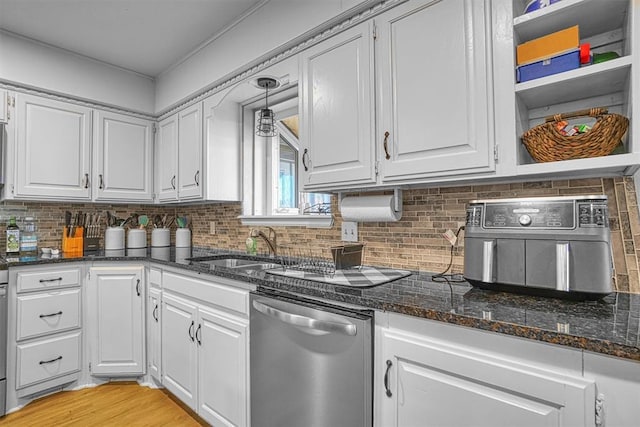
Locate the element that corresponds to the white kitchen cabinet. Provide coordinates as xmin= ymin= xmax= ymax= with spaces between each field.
xmin=13 ymin=93 xmax=92 ymax=200
xmin=161 ymin=291 xmax=198 ymax=407
xmin=161 ymin=270 xmax=250 ymax=426
xmin=376 ymin=313 xmax=596 ymax=427
xmin=156 ymin=103 xmax=203 ymax=202
xmin=148 ymin=287 xmax=162 ymax=382
xmin=0 ymin=89 xmax=8 ymax=124
xmin=583 ymin=352 xmax=640 ymax=427
xmin=6 ymin=264 xmax=84 ymax=411
xmin=299 ymin=21 xmax=376 ymax=189
xmin=197 ymin=306 xmax=248 ymax=427
xmin=93 ymin=110 xmax=154 ymax=202
xmin=376 ymin=0 xmax=494 ymax=182
xmin=87 ymin=266 xmax=145 ymax=376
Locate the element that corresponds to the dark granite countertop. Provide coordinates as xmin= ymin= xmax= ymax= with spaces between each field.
xmin=4 ymin=248 xmax=639 ymax=362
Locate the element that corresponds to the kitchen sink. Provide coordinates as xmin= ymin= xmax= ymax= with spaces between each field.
xmin=188 ymin=256 xmax=282 ymax=272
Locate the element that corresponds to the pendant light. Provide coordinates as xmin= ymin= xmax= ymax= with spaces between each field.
xmin=256 ymin=77 xmax=278 ymax=137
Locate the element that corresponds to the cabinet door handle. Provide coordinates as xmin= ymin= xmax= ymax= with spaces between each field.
xmin=302 ymin=149 xmax=309 ymax=171
xmin=39 ymin=277 xmax=63 ymax=283
xmin=194 ymin=170 xmax=200 ymax=186
xmin=153 ymin=304 xmax=158 ymax=322
xmin=99 ymin=174 xmax=104 ymax=189
xmin=39 ymin=355 xmax=63 ymax=365
xmin=135 ymin=279 xmax=141 ymax=297
xmin=195 ymin=324 xmax=202 ymax=345
xmin=188 ymin=320 xmax=195 ymax=341
xmin=171 ymin=175 xmax=176 ymax=190
xmin=383 ymin=131 xmax=391 ymax=160
xmin=84 ymin=173 xmax=90 ymax=189
xmin=39 ymin=311 xmax=63 ymax=318
xmin=384 ymin=359 xmax=393 ymax=397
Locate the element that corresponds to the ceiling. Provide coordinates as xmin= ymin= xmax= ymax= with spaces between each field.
xmin=0 ymin=0 xmax=266 ymax=78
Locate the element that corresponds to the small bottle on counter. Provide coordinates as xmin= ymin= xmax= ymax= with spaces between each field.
xmin=20 ymin=217 xmax=38 ymax=255
xmin=6 ymin=216 xmax=20 ymax=254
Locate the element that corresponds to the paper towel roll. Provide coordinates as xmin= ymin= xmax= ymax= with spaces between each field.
xmin=340 ymin=195 xmax=402 ymax=222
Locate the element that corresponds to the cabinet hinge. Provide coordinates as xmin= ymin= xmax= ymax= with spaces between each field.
xmin=8 ymin=95 xmax=15 ymax=107
xmin=152 ymin=123 xmax=157 ymax=134
xmin=493 ymin=144 xmax=499 ymax=162
xmin=595 ymin=393 xmax=605 ymax=427
xmin=89 ymin=362 xmax=92 ymax=373
xmin=375 ymin=161 xmax=380 ymax=176
xmin=373 ymin=23 xmax=377 ymax=40
xmin=10 ymin=184 xmax=14 ymax=195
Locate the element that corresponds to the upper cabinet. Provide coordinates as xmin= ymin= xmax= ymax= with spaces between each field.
xmin=156 ymin=103 xmax=204 ymax=202
xmin=4 ymin=92 xmax=154 ymax=202
xmin=0 ymin=90 xmax=8 ymax=124
xmin=93 ymin=110 xmax=154 ymax=202
xmin=299 ymin=0 xmax=495 ymax=191
xmin=299 ymin=21 xmax=377 ymax=189
xmin=12 ymin=93 xmax=92 ymax=200
xmin=495 ymin=0 xmax=639 ymax=178
xmin=377 ymin=0 xmax=494 ymax=182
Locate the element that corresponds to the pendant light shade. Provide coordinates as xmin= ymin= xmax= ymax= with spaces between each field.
xmin=256 ymin=77 xmax=278 ymax=137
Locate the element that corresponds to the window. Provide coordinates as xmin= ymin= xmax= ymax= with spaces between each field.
xmin=240 ymin=84 xmax=331 ymax=227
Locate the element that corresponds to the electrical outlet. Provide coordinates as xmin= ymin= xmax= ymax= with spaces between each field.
xmin=341 ymin=221 xmax=358 ymax=242
xmin=209 ymin=221 xmax=216 ymax=234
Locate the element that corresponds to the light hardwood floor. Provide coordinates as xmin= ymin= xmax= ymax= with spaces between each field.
xmin=0 ymin=382 xmax=208 ymax=426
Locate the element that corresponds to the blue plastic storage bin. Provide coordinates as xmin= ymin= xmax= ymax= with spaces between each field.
xmin=516 ymin=50 xmax=579 ymax=83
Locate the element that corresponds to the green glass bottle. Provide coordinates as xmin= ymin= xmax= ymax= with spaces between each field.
xmin=6 ymin=216 xmax=20 ymax=254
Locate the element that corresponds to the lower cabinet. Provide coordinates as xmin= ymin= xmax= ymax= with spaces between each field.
xmin=87 ymin=265 xmax=145 ymax=376
xmin=161 ymin=270 xmax=250 ymax=427
xmin=376 ymin=314 xmax=597 ymax=427
xmin=148 ymin=286 xmax=162 ymax=381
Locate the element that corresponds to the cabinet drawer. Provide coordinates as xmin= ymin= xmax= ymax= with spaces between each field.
xmin=17 ymin=289 xmax=81 ymax=341
xmin=17 ymin=267 xmax=82 ymax=293
xmin=16 ymin=331 xmax=81 ymax=389
xmin=163 ymin=271 xmax=249 ymax=315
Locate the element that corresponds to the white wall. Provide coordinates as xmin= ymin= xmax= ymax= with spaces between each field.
xmin=155 ymin=0 xmax=367 ymax=113
xmin=0 ymin=31 xmax=155 ymax=114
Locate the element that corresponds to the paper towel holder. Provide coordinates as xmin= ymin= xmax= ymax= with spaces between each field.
xmin=339 ymin=189 xmax=403 ymax=213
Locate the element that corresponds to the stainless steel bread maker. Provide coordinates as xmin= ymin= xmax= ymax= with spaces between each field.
xmin=463 ymin=195 xmax=613 ymax=299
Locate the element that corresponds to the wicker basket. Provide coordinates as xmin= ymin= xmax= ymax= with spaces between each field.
xmin=521 ymin=108 xmax=629 ymax=163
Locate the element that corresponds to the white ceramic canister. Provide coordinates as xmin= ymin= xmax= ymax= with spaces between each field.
xmin=127 ymin=228 xmax=147 ymax=249
xmin=128 ymin=247 xmax=147 ymax=257
xmin=175 ymin=246 xmax=192 ymax=263
xmin=151 ymin=228 xmax=170 ymax=247
xmin=151 ymin=246 xmax=170 ymax=261
xmin=105 ymin=227 xmax=125 ymax=250
xmin=175 ymin=228 xmax=191 ymax=248
xmin=104 ymin=248 xmax=125 ymax=257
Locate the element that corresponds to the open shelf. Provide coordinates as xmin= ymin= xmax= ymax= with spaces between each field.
xmin=515 ymin=56 xmax=631 ymax=109
xmin=516 ymin=152 xmax=640 ymax=178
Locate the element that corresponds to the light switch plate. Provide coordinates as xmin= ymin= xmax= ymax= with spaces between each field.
xmin=341 ymin=221 xmax=358 ymax=242
xmin=209 ymin=221 xmax=216 ymax=234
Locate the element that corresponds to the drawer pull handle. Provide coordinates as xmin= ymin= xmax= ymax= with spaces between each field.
xmin=39 ymin=277 xmax=63 ymax=283
xmin=153 ymin=304 xmax=158 ymax=322
xmin=195 ymin=324 xmax=202 ymax=345
xmin=136 ymin=279 xmax=141 ymax=297
xmin=39 ymin=355 xmax=63 ymax=365
xmin=384 ymin=359 xmax=393 ymax=397
xmin=383 ymin=131 xmax=391 ymax=160
xmin=188 ymin=320 xmax=195 ymax=342
xmin=39 ymin=311 xmax=63 ymax=318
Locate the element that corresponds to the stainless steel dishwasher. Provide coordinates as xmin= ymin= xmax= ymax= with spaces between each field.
xmin=250 ymin=290 xmax=373 ymax=427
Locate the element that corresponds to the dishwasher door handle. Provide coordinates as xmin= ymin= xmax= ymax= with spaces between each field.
xmin=253 ymin=300 xmax=357 ymax=336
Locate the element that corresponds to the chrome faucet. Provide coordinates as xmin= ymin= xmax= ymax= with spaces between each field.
xmin=250 ymin=227 xmax=277 ymax=256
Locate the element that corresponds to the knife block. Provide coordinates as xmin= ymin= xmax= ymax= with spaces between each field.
xmin=62 ymin=226 xmax=84 ymax=255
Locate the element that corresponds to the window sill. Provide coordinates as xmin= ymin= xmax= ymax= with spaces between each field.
xmin=238 ymin=215 xmax=334 ymax=228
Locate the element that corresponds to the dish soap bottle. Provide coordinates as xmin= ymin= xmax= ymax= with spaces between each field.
xmin=20 ymin=217 xmax=38 ymax=255
xmin=6 ymin=216 xmax=20 ymax=254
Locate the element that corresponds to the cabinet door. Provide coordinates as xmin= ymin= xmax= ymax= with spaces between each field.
xmin=197 ymin=307 xmax=248 ymax=427
xmin=299 ymin=21 xmax=376 ymax=189
xmin=378 ymin=328 xmax=595 ymax=427
xmin=162 ymin=292 xmax=198 ymax=409
xmin=377 ymin=0 xmax=494 ymax=182
xmin=0 ymin=90 xmax=7 ymax=124
xmin=178 ymin=103 xmax=203 ymax=200
xmin=148 ymin=287 xmax=161 ymax=381
xmin=88 ymin=266 xmax=145 ymax=376
xmin=93 ymin=110 xmax=153 ymax=202
xmin=156 ymin=114 xmax=179 ymax=201
xmin=15 ymin=93 xmax=91 ymax=199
